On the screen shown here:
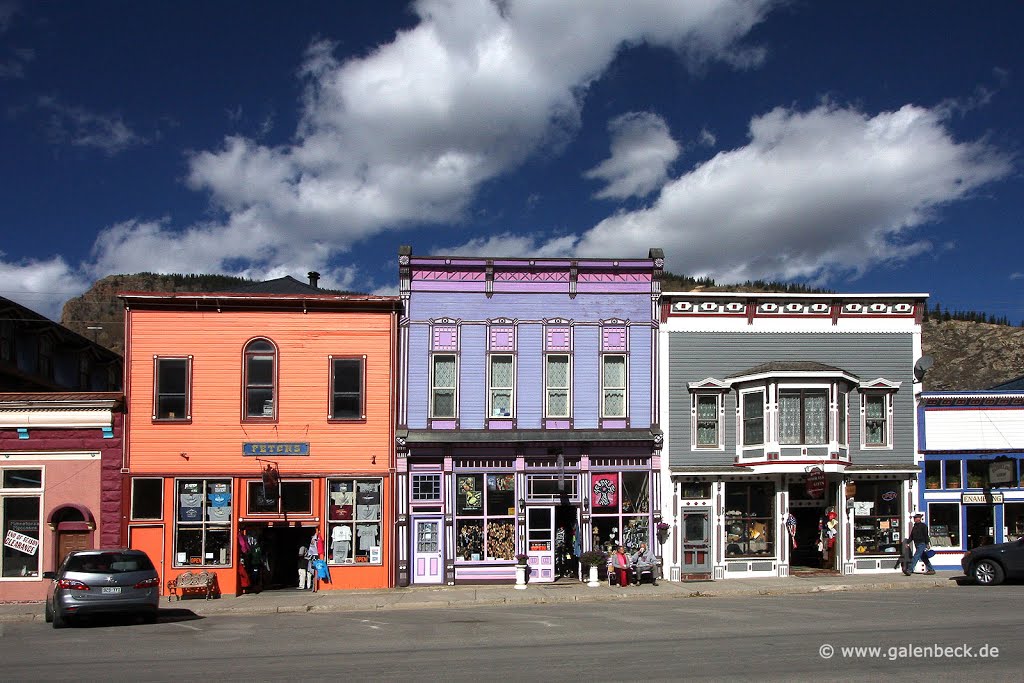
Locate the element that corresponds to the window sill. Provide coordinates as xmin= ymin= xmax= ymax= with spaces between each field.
xmin=328 ymin=417 xmax=367 ymax=424
xmin=152 ymin=418 xmax=192 ymax=424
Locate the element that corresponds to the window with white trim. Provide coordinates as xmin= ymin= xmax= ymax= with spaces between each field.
xmin=545 ymin=354 xmax=571 ymax=418
xmin=431 ymin=354 xmax=457 ymax=418
xmin=779 ymin=388 xmax=828 ymax=445
xmin=488 ymin=354 xmax=514 ymax=417
xmin=602 ymin=354 xmax=627 ymax=417
xmin=837 ymin=390 xmax=847 ymax=446
xmin=1 ymin=468 xmax=43 ymax=578
xmin=693 ymin=393 xmax=723 ymax=448
xmin=327 ymin=478 xmax=382 ymax=564
xmin=741 ymin=390 xmax=765 ymax=446
xmin=862 ymin=392 xmax=891 ymax=447
xmin=243 ymin=339 xmax=277 ymax=419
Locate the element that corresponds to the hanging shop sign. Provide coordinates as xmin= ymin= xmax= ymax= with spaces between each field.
xmin=962 ymin=492 xmax=1003 ymax=505
xmin=988 ymin=458 xmax=1015 ymax=487
xmin=805 ymin=467 xmax=826 ymax=499
xmin=243 ymin=442 xmax=309 ymax=456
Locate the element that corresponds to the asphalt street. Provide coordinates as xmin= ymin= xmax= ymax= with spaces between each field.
xmin=1 ymin=588 xmax=1020 ymax=682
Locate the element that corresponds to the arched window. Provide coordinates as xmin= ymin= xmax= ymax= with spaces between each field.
xmin=244 ymin=339 xmax=277 ymax=419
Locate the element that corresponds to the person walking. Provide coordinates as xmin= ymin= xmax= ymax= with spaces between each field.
xmin=906 ymin=512 xmax=936 ymax=575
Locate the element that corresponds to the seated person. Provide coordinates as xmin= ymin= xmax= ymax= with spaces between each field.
xmin=610 ymin=545 xmax=633 ymax=587
xmin=630 ymin=542 xmax=658 ymax=585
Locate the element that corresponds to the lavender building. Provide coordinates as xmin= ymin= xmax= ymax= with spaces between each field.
xmin=395 ymin=247 xmax=663 ymax=585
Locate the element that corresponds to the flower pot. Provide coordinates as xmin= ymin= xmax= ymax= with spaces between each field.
xmin=515 ymin=563 xmax=528 ymax=589
xmin=587 ymin=564 xmax=599 ymax=587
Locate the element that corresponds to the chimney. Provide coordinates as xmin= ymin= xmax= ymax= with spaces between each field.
xmin=307 ymin=271 xmax=320 ymax=288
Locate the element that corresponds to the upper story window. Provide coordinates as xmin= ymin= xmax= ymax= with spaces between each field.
xmin=488 ymin=354 xmax=514 ymax=417
xmin=602 ymin=355 xmax=627 ymax=418
xmin=779 ymin=389 xmax=828 ymax=445
xmin=243 ymin=339 xmax=277 ymax=420
xmin=695 ymin=394 xmax=721 ymax=447
xmin=431 ymin=354 xmax=457 ymax=418
xmin=741 ymin=390 xmax=765 ymax=446
xmin=330 ymin=356 xmax=364 ymax=420
xmin=858 ymin=379 xmax=901 ymax=449
xmin=545 ymin=354 xmax=571 ymax=418
xmin=154 ymin=356 xmax=191 ymax=421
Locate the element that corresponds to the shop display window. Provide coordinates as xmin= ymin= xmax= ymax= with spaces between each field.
xmin=1 ymin=467 xmax=42 ymax=578
xmin=928 ymin=503 xmax=960 ymax=547
xmin=724 ymin=482 xmax=774 ymax=558
xmin=174 ymin=479 xmax=232 ymax=567
xmin=246 ymin=481 xmax=312 ymax=515
xmin=1005 ymin=504 xmax=1024 ymax=542
xmin=851 ymin=480 xmax=902 ymax=556
xmin=924 ymin=461 xmax=942 ymax=489
xmin=945 ymin=460 xmax=962 ymax=489
xmin=590 ymin=472 xmax=650 ymax=551
xmin=454 ymin=473 xmax=515 ymax=561
xmin=327 ymin=478 xmax=382 ymax=564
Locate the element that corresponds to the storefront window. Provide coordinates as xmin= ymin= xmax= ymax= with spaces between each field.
xmin=851 ymin=481 xmax=902 ymax=556
xmin=591 ymin=472 xmax=650 ymax=551
xmin=454 ymin=473 xmax=515 ymax=561
xmin=326 ymin=478 xmax=382 ymax=564
xmin=1005 ymin=503 xmax=1024 ymax=542
xmin=966 ymin=461 xmax=987 ymax=489
xmin=924 ymin=461 xmax=942 ymax=489
xmin=246 ymin=481 xmax=312 ymax=515
xmin=175 ymin=479 xmax=232 ymax=567
xmin=2 ymin=467 xmax=42 ymax=577
xmin=928 ymin=503 xmax=960 ymax=547
xmin=724 ymin=482 xmax=774 ymax=558
xmin=945 ymin=460 xmax=962 ymax=489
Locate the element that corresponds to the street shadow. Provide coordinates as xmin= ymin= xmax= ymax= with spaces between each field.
xmin=58 ymin=608 xmax=204 ymax=629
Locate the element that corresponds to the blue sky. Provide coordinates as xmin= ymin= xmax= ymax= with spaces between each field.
xmin=1 ymin=1 xmax=1021 ymax=323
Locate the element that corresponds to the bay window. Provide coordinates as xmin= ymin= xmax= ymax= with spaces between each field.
xmin=779 ymin=389 xmax=828 ymax=445
xmin=741 ymin=391 xmax=764 ymax=446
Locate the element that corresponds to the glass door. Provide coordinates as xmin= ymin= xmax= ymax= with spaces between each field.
xmin=681 ymin=509 xmax=711 ymax=575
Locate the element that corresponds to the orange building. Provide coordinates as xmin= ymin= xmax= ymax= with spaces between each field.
xmin=120 ymin=276 xmax=399 ymax=596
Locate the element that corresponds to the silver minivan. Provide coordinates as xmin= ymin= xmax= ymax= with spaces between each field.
xmin=44 ymin=549 xmax=160 ymax=628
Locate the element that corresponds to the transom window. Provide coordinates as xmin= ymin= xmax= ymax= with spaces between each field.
xmin=247 ymin=480 xmax=312 ymax=515
xmin=330 ymin=356 xmax=364 ymax=420
xmin=545 ymin=354 xmax=571 ymax=418
xmin=488 ymin=354 xmax=514 ymax=418
xmin=431 ymin=354 xmax=457 ymax=418
xmin=411 ymin=474 xmax=442 ymax=502
xmin=154 ymin=356 xmax=191 ymax=420
xmin=602 ymin=354 xmax=626 ymax=417
xmin=131 ymin=478 xmax=163 ymax=520
xmin=779 ymin=389 xmax=829 ymax=445
xmin=244 ymin=339 xmax=277 ymax=419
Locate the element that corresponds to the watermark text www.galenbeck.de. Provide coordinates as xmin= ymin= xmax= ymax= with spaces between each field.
xmin=819 ymin=643 xmax=1000 ymax=661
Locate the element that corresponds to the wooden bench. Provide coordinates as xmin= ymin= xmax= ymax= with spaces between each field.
xmin=166 ymin=570 xmax=217 ymax=601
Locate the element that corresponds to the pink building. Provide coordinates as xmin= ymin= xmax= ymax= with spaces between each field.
xmin=0 ymin=393 xmax=124 ymax=601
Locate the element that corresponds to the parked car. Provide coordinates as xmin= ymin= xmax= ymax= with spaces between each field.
xmin=961 ymin=538 xmax=1024 ymax=586
xmin=44 ymin=549 xmax=160 ymax=628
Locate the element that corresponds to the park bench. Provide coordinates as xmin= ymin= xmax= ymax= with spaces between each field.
xmin=166 ymin=570 xmax=217 ymax=601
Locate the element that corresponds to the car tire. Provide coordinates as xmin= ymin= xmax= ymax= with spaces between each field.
xmin=51 ymin=607 xmax=68 ymax=629
xmin=44 ymin=600 xmax=53 ymax=623
xmin=972 ymin=558 xmax=1005 ymax=586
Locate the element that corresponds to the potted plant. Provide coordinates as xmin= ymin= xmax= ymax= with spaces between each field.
xmin=656 ymin=521 xmax=671 ymax=543
xmin=579 ymin=549 xmax=607 ymax=587
xmin=925 ymin=475 xmax=941 ymax=489
xmin=514 ymin=553 xmax=529 ymax=589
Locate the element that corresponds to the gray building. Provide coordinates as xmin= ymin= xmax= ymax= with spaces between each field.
xmin=658 ymin=292 xmax=928 ymax=580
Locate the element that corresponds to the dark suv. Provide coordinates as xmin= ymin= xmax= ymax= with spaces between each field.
xmin=961 ymin=538 xmax=1024 ymax=586
xmin=44 ymin=549 xmax=160 ymax=628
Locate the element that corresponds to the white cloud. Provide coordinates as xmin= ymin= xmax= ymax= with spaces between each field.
xmin=572 ymin=102 xmax=1012 ymax=282
xmin=85 ymin=0 xmax=773 ymax=281
xmin=38 ymin=96 xmax=146 ymax=155
xmin=441 ymin=102 xmax=1011 ymax=287
xmin=0 ymin=254 xmax=92 ymax=321
xmin=1011 ymin=272 xmax=1024 ymax=281
xmin=697 ymin=127 xmax=717 ymax=147
xmin=584 ymin=112 xmax=680 ymax=199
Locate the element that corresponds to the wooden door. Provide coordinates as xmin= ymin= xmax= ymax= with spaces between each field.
xmin=681 ymin=510 xmax=711 ymax=574
xmin=56 ymin=531 xmax=91 ymax=566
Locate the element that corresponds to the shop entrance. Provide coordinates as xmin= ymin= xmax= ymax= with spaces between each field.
xmin=526 ymin=506 xmax=555 ymax=582
xmin=239 ymin=523 xmax=314 ymax=591
xmin=789 ymin=505 xmax=826 ymax=568
xmin=553 ymin=503 xmax=579 ymax=580
xmin=411 ymin=517 xmax=443 ymax=584
xmin=681 ymin=509 xmax=711 ymax=576
xmin=966 ymin=506 xmax=995 ymax=549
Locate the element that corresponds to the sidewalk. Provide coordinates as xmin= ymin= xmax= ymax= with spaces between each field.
xmin=0 ymin=571 xmax=961 ymax=624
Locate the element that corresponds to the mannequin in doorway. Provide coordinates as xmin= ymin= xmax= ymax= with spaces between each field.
xmin=306 ymin=528 xmax=324 ymax=592
xmin=297 ymin=543 xmax=309 ymax=590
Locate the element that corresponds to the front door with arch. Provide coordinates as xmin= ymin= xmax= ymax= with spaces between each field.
xmin=412 ymin=517 xmax=443 ymax=584
xmin=681 ymin=509 xmax=712 ymax=576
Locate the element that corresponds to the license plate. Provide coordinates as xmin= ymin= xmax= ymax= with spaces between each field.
xmin=101 ymin=586 xmax=122 ymax=594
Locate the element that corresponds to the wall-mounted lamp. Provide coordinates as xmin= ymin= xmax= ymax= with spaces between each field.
xmin=179 ymin=452 xmax=189 ymax=461
xmin=371 ymin=454 xmax=376 ymax=465
xmin=518 ymin=498 xmax=525 ymax=513
xmin=582 ymin=496 xmax=589 ymax=512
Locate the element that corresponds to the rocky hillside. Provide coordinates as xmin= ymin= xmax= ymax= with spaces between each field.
xmin=61 ymin=273 xmax=1024 ymax=391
